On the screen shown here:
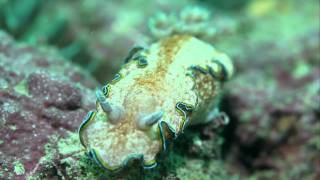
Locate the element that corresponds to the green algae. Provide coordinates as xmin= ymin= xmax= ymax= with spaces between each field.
xmin=8 ymin=125 xmax=17 ymax=131
xmin=58 ymin=132 xmax=83 ymax=155
xmin=0 ymin=79 xmax=9 ymax=90
xmin=14 ymin=79 xmax=29 ymax=97
xmin=28 ymin=133 xmax=108 ymax=179
xmin=176 ymin=159 xmax=229 ymax=180
xmin=292 ymin=61 xmax=312 ymax=79
xmin=13 ymin=161 xmax=25 ymax=176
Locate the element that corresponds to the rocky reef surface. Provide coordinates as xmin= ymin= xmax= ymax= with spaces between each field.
xmin=0 ymin=31 xmax=97 ymax=179
xmin=0 ymin=0 xmax=319 ymax=179
xmin=220 ymin=1 xmax=320 ymax=178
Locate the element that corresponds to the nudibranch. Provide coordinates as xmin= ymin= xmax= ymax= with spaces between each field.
xmin=78 ymin=35 xmax=234 ymax=171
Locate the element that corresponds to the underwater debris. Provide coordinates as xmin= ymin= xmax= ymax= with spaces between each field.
xmin=79 ymin=34 xmax=234 ymax=171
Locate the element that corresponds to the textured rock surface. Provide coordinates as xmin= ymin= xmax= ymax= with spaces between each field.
xmin=0 ymin=31 xmax=97 ymax=179
xmin=0 ymin=0 xmax=319 ymax=179
xmin=219 ymin=1 xmax=320 ymax=178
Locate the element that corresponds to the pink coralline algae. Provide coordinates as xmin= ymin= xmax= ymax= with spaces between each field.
xmin=0 ymin=31 xmax=97 ymax=179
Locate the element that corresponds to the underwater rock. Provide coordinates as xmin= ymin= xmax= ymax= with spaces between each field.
xmin=0 ymin=31 xmax=97 ymax=179
xmin=224 ymin=60 xmax=319 ymax=178
xmin=221 ymin=3 xmax=320 ymax=177
xmin=27 ymin=72 xmax=82 ymax=110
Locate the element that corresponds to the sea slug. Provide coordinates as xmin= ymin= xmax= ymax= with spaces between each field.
xmin=78 ymin=34 xmax=234 ymax=171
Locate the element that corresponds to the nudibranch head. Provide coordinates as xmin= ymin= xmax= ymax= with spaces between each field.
xmin=79 ymin=35 xmax=233 ymax=171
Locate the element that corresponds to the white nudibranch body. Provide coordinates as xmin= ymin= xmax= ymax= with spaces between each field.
xmin=78 ymin=35 xmax=234 ymax=171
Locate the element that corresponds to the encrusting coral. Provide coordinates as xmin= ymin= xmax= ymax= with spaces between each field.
xmin=79 ymin=8 xmax=234 ymax=170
